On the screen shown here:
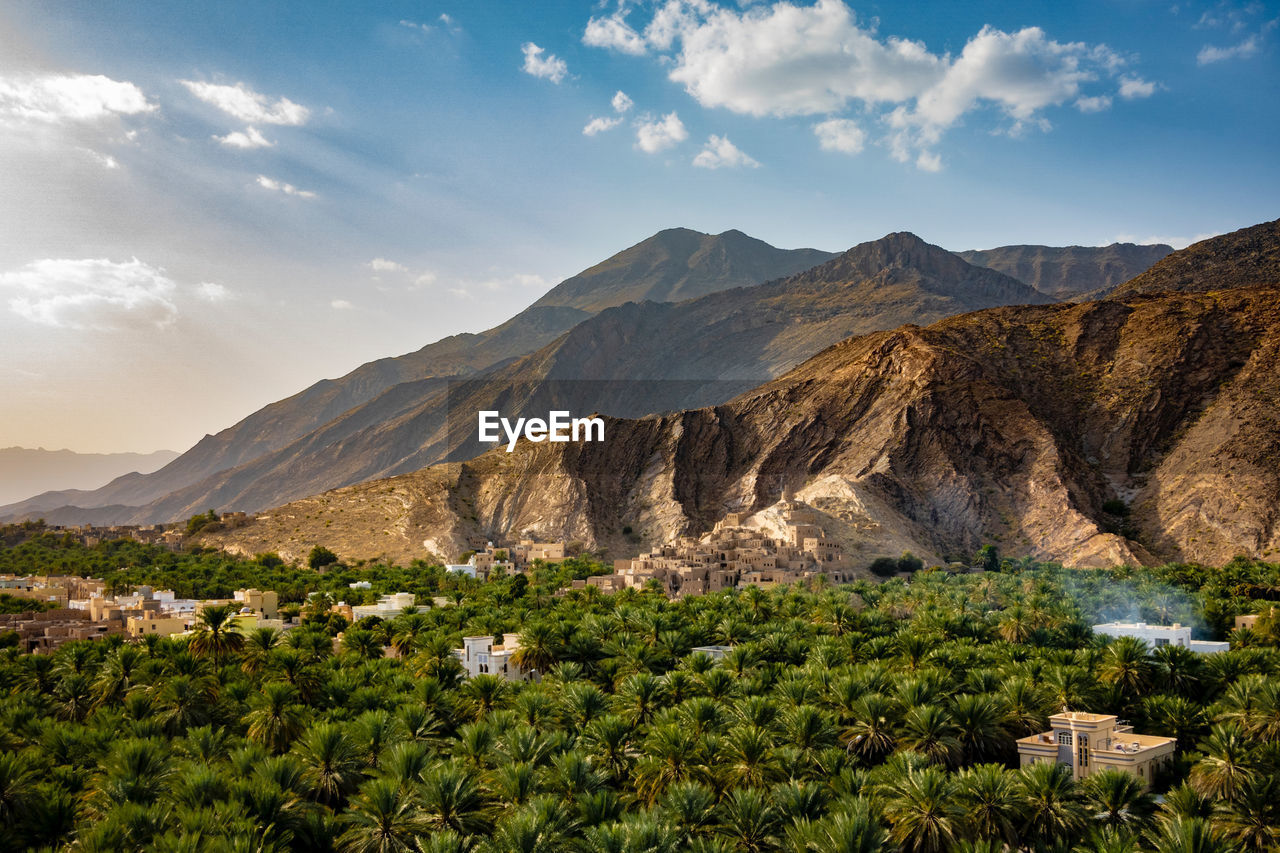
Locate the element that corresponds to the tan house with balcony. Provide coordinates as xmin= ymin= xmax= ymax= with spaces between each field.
xmin=1016 ymin=712 xmax=1175 ymax=789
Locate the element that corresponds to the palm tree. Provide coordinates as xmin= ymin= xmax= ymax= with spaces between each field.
xmin=634 ymin=723 xmax=704 ymax=804
xmin=580 ymin=714 xmax=639 ymax=783
xmin=789 ymin=797 xmax=890 ymax=853
xmin=0 ymin=751 xmax=36 ymax=824
xmin=247 ymin=682 xmax=309 ymax=754
xmin=1213 ymin=775 xmax=1280 ymax=851
xmin=242 ymin=626 xmax=282 ymax=674
xmin=1018 ymin=760 xmax=1086 ymax=848
xmin=950 ymin=693 xmax=1011 ymax=764
xmin=295 ymin=722 xmax=365 ymax=807
xmin=1143 ymin=695 xmax=1206 ymax=750
xmin=1098 ymin=636 xmax=1153 ymax=702
xmin=1189 ymin=723 xmax=1255 ymax=800
xmin=337 ymin=776 xmax=427 ymax=853
xmin=955 ymin=763 xmax=1020 ymax=847
xmin=880 ymin=765 xmax=963 ymax=853
xmin=188 ymin=603 xmax=245 ymax=663
xmin=53 ymin=671 xmax=94 ymax=722
xmin=615 ymin=672 xmax=668 ymax=726
xmin=721 ymin=724 xmax=782 ymax=788
xmin=899 ymin=705 xmax=962 ymax=768
xmin=1144 ymin=815 xmax=1230 ymax=853
xmin=509 ymin=622 xmax=560 ymax=675
xmin=342 ymin=628 xmax=385 ymax=661
xmin=716 ymin=787 xmax=781 ymax=853
xmin=657 ymin=780 xmax=718 ymax=845
xmin=842 ymin=693 xmax=899 ymax=763
xmin=154 ymin=673 xmax=214 ymax=735
xmin=1151 ymin=645 xmax=1205 ymax=698
xmin=418 ymin=763 xmax=492 ymax=836
xmin=460 ymin=673 xmax=512 ymax=720
xmin=1082 ymin=769 xmax=1156 ymax=833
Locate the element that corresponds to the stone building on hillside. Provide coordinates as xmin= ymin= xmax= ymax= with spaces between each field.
xmin=595 ymin=497 xmax=854 ymax=598
xmin=453 ymin=633 xmax=533 ymax=681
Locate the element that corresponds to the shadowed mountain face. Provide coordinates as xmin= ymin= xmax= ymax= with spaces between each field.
xmin=123 ymin=232 xmax=1047 ymax=526
xmin=1107 ymin=218 xmax=1280 ymax=297
xmin=959 ymin=243 xmax=1173 ymax=300
xmin=1 ymin=228 xmax=832 ymax=523
xmin=0 ymin=448 xmax=179 ymax=506
xmin=204 ymin=285 xmax=1280 ymax=571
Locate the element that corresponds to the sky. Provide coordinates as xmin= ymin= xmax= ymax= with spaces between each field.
xmin=0 ymin=0 xmax=1277 ymax=454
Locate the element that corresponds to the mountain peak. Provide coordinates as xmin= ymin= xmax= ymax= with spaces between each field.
xmin=1109 ymin=217 xmax=1280 ymax=298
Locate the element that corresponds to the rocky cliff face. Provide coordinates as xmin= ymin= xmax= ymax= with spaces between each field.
xmin=959 ymin=243 xmax=1172 ymax=300
xmin=116 ymin=232 xmax=1047 ymax=525
xmin=1108 ymin=218 xmax=1280 ymax=297
xmin=204 ymin=286 xmax=1280 ymax=569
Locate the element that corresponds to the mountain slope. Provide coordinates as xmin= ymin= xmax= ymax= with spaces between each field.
xmin=1108 ymin=218 xmax=1280 ymax=297
xmin=1 ymin=229 xmax=831 ymax=521
xmin=162 ymin=232 xmax=1049 ymax=525
xmin=0 ymin=448 xmax=179 ymax=507
xmin=203 ymin=286 xmax=1280 ymax=570
xmin=959 ymin=243 xmax=1172 ymax=299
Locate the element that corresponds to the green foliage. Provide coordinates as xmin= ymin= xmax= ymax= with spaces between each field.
xmin=185 ymin=509 xmax=220 ymax=537
xmin=0 ymin=524 xmax=1277 ymax=851
xmin=307 ymin=545 xmax=339 ymax=570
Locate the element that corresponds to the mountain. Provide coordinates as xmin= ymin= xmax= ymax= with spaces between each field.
xmin=1107 ymin=218 xmax=1280 ymax=297
xmin=202 ymin=284 xmax=1280 ymax=570
xmin=0 ymin=448 xmax=179 ymax=507
xmin=0 ymin=228 xmax=832 ymax=522
xmin=958 ymin=242 xmax=1172 ymax=299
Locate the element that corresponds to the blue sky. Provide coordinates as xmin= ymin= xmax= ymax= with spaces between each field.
xmin=0 ymin=0 xmax=1277 ymax=453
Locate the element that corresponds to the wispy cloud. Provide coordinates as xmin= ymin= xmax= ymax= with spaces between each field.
xmin=813 ymin=118 xmax=866 ymax=154
xmin=1197 ymin=34 xmax=1262 ymax=63
xmin=256 ymin=175 xmax=316 ymax=199
xmin=216 ymin=126 xmax=273 ymax=148
xmin=583 ymin=116 xmax=623 ymax=135
xmin=521 ymin=43 xmax=568 ymax=84
xmin=181 ymin=80 xmax=310 ymax=125
xmin=330 ymin=298 xmax=354 ymax=310
xmin=368 ymin=258 xmax=408 ymax=273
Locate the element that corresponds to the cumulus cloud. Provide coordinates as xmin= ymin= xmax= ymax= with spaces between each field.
xmin=583 ymin=116 xmax=623 ymax=135
xmin=521 ymin=43 xmax=568 ymax=83
xmin=0 ymin=258 xmax=179 ymax=331
xmin=256 ymin=174 xmax=316 ymax=199
xmin=612 ymin=90 xmax=634 ymax=113
xmin=582 ymin=0 xmax=1155 ymax=169
xmin=330 ymin=299 xmax=354 ymax=310
xmin=180 ymin=80 xmax=310 ymax=125
xmin=692 ymin=134 xmax=759 ymax=168
xmin=1075 ymin=95 xmax=1112 ymax=113
xmin=197 ymin=282 xmax=231 ymax=302
xmin=635 ymin=111 xmax=687 ymax=152
xmin=1118 ymin=76 xmax=1157 ymax=98
xmin=584 ymin=10 xmax=649 ymax=55
xmin=216 ymin=126 xmax=273 ymax=148
xmin=813 ymin=118 xmax=865 ymax=153
xmin=368 ymin=258 xmax=408 ymax=273
xmin=0 ymin=73 xmax=154 ymax=124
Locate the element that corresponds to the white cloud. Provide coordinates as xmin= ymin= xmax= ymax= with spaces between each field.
xmin=635 ymin=111 xmax=688 ymax=152
xmin=692 ymin=134 xmax=760 ymax=168
xmin=521 ymin=43 xmax=568 ymax=84
xmin=0 ymin=258 xmax=179 ymax=331
xmin=584 ymin=11 xmax=649 ymax=55
xmin=1075 ymin=94 xmax=1112 ymax=113
xmin=1117 ymin=76 xmax=1157 ymax=98
xmin=583 ymin=1 xmax=1152 ymax=168
xmin=197 ymin=282 xmax=231 ymax=302
xmin=612 ymin=90 xmax=634 ymax=113
xmin=82 ymin=148 xmax=121 ymax=169
xmin=399 ymin=19 xmax=433 ymax=33
xmin=216 ymin=126 xmax=274 ymax=148
xmin=915 ymin=151 xmax=943 ymax=172
xmin=330 ymin=299 xmax=354 ymax=310
xmin=812 ymin=118 xmax=865 ymax=153
xmin=180 ymin=80 xmax=310 ymax=126
xmin=0 ymin=73 xmax=154 ymax=124
xmin=583 ymin=116 xmax=623 ymax=135
xmin=1197 ymin=34 xmax=1261 ymax=63
xmin=256 ymin=175 xmax=317 ymax=199
xmin=368 ymin=258 xmax=408 ymax=273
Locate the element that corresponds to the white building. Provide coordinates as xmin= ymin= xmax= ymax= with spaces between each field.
xmin=351 ymin=592 xmax=417 ymax=620
xmin=445 ymin=564 xmax=477 ymax=579
xmin=691 ymin=645 xmax=735 ymax=661
xmin=1092 ymin=621 xmax=1229 ymax=654
xmin=453 ymin=633 xmax=532 ymax=681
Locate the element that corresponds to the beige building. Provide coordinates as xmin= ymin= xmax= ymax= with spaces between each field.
xmin=127 ymin=611 xmax=189 ymax=638
xmin=1016 ymin=712 xmax=1175 ymax=789
xmin=234 ymin=588 xmax=279 ymax=619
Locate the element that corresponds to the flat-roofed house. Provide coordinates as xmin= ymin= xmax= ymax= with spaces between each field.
xmin=1016 ymin=711 xmax=1175 ymax=789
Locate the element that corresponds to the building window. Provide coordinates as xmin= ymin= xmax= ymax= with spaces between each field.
xmin=1057 ymin=732 xmax=1072 ymax=745
xmin=1154 ymin=637 xmax=1169 ymax=647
